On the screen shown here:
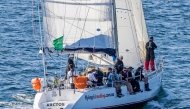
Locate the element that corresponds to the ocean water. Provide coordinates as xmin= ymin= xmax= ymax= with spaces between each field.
xmin=0 ymin=0 xmax=189 ymax=109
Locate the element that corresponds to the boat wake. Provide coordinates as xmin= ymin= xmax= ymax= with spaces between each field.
xmin=12 ymin=94 xmax=34 ymax=104
xmin=0 ymin=94 xmax=33 ymax=109
xmin=162 ymin=88 xmax=176 ymax=101
xmin=0 ymin=101 xmax=32 ymax=109
xmin=143 ymin=87 xmax=176 ymax=109
xmin=146 ymin=100 xmax=163 ymax=109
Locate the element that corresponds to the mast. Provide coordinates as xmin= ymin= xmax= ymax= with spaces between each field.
xmin=112 ymin=0 xmax=119 ymax=58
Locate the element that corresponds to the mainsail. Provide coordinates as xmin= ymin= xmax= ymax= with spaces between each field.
xmin=115 ymin=0 xmax=148 ymax=68
xmin=42 ymin=0 xmax=116 ymax=56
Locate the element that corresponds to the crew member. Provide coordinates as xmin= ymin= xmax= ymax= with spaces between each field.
xmin=145 ymin=37 xmax=157 ymax=71
xmin=65 ymin=54 xmax=75 ymax=79
xmin=135 ymin=64 xmax=150 ymax=91
xmin=114 ymin=55 xmax=124 ymax=74
xmin=67 ymin=64 xmax=79 ymax=89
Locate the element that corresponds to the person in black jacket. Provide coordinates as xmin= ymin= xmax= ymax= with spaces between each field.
xmin=65 ymin=54 xmax=75 ymax=79
xmin=114 ymin=55 xmax=124 ymax=74
xmin=135 ymin=64 xmax=151 ymax=91
xmin=135 ymin=65 xmax=144 ymax=81
xmin=95 ymin=68 xmax=104 ymax=86
xmin=145 ymin=37 xmax=157 ymax=71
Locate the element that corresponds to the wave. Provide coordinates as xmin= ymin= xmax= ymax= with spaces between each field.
xmin=143 ymin=87 xmax=176 ymax=109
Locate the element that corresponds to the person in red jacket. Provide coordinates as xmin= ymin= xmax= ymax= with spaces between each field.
xmin=145 ymin=37 xmax=157 ymax=71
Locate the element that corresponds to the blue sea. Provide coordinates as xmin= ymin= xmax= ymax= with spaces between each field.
xmin=0 ymin=0 xmax=189 ymax=108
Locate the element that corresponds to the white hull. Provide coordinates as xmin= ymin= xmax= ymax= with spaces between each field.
xmin=33 ymin=70 xmax=163 ymax=109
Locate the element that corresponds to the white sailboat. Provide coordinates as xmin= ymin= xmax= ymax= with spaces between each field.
xmin=32 ymin=0 xmax=164 ymax=109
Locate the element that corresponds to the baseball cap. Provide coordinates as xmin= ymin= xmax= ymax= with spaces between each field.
xmin=88 ymin=68 xmax=92 ymax=72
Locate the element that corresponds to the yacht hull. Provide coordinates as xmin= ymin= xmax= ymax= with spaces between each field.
xmin=33 ymin=70 xmax=162 ymax=109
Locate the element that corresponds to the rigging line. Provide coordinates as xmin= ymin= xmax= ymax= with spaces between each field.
xmin=75 ymin=2 xmax=90 ymax=61
xmin=36 ymin=2 xmax=42 ymax=46
xmin=43 ymin=1 xmax=54 ymax=44
xmin=105 ymin=0 xmax=109 ymax=47
xmin=45 ymin=0 xmax=110 ymax=14
xmin=98 ymin=0 xmax=103 ymax=34
xmin=38 ymin=0 xmax=44 ymax=48
xmin=63 ymin=0 xmax=66 ymax=36
xmin=83 ymin=2 xmax=92 ymax=48
xmin=73 ymin=4 xmax=81 ymax=51
xmin=50 ymin=1 xmax=57 ymax=39
xmin=110 ymin=0 xmax=115 ymax=50
xmin=60 ymin=55 xmax=62 ymax=77
xmin=32 ymin=0 xmax=35 ymax=44
xmin=94 ymin=0 xmax=97 ymax=48
xmin=106 ymin=0 xmax=112 ymax=48
xmin=64 ymin=4 xmax=80 ymax=43
xmin=75 ymin=7 xmax=90 ymax=68
xmin=56 ymin=0 xmax=63 ymax=38
xmin=42 ymin=5 xmax=96 ymax=36
xmin=73 ymin=0 xmax=83 ymax=54
xmin=32 ymin=0 xmax=35 ymax=42
xmin=125 ymin=0 xmax=141 ymax=62
xmin=32 ymin=0 xmax=40 ymax=47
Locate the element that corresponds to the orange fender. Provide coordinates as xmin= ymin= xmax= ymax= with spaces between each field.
xmin=74 ymin=77 xmax=87 ymax=89
xmin=31 ymin=78 xmax=41 ymax=91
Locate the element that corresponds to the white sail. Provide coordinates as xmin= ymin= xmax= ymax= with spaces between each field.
xmin=115 ymin=0 xmax=140 ymax=68
xmin=42 ymin=0 xmax=115 ymax=55
xmin=131 ymin=0 xmax=149 ymax=61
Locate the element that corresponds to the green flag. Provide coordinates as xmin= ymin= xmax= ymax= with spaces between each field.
xmin=53 ymin=36 xmax=63 ymax=50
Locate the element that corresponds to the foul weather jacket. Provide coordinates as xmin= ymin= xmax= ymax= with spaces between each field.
xmin=145 ymin=40 xmax=157 ymax=60
xmin=135 ymin=67 xmax=144 ymax=81
xmin=114 ymin=59 xmax=124 ymax=74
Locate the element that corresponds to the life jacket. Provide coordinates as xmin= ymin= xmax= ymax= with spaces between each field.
xmin=53 ymin=76 xmax=58 ymax=86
